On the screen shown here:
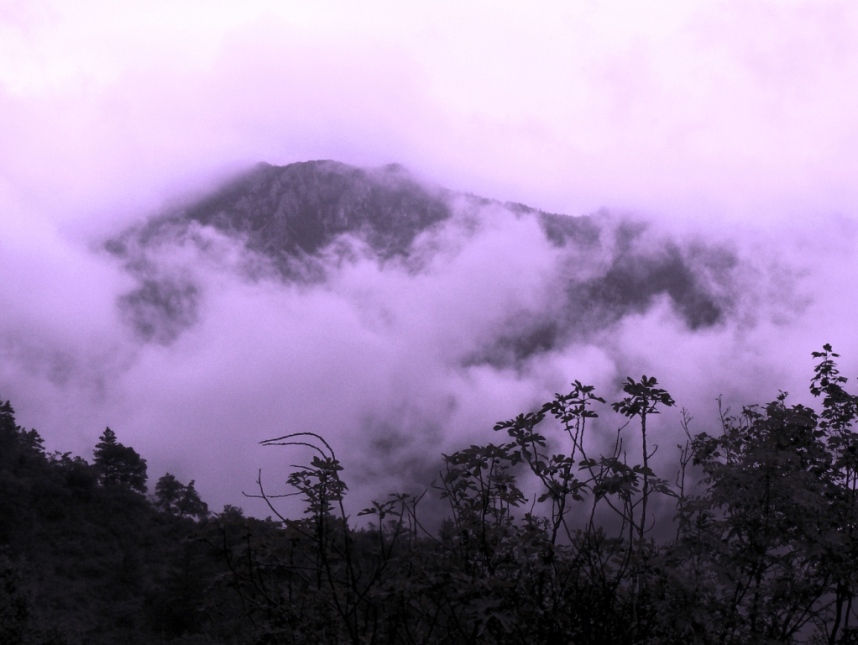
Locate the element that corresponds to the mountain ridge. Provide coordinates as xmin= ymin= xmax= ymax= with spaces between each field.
xmin=107 ymin=160 xmax=737 ymax=359
xmin=108 ymin=160 xmax=601 ymax=266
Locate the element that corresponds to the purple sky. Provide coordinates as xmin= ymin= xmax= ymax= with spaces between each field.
xmin=2 ymin=1 xmax=858 ymax=515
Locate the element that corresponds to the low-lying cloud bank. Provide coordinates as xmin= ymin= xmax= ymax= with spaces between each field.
xmin=2 ymin=163 xmax=855 ymax=518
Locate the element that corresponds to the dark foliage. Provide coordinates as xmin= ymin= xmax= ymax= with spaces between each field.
xmin=155 ymin=474 xmax=209 ymax=520
xmin=2 ymin=345 xmax=858 ymax=643
xmin=231 ymin=348 xmax=858 ymax=644
xmin=0 ymin=410 xmax=222 ymax=644
xmin=93 ymin=427 xmax=149 ymax=494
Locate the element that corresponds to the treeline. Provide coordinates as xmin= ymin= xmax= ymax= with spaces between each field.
xmin=0 ymin=407 xmax=236 ymax=643
xmin=2 ymin=345 xmax=858 ymax=643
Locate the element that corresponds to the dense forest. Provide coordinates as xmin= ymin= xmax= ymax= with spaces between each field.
xmin=2 ymin=345 xmax=858 ymax=644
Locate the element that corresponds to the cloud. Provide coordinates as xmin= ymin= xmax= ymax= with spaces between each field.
xmin=2 ymin=167 xmax=856 ymax=516
xmin=6 ymin=2 xmax=858 ymax=223
xmin=2 ymin=1 xmax=858 ymax=517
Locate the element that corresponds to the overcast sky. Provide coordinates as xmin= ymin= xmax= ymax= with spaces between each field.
xmin=2 ymin=0 xmax=858 ymax=515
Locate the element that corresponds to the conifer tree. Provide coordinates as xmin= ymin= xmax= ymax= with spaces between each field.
xmin=93 ymin=427 xmax=148 ymax=493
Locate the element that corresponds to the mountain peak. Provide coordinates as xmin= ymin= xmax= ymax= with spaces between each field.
xmin=173 ymin=160 xmax=451 ymax=260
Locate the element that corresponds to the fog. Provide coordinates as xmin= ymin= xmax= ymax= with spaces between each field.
xmin=2 ymin=1 xmax=858 ymax=516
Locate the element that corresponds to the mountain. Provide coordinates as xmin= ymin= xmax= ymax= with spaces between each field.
xmin=107 ymin=160 xmax=737 ymax=361
xmin=138 ymin=160 xmax=454 ymax=261
xmin=108 ymin=160 xmax=599 ymax=268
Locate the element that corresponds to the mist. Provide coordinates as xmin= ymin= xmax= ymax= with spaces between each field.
xmin=2 ymin=1 xmax=858 ymax=516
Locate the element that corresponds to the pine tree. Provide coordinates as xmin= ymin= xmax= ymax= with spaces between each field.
xmin=93 ymin=427 xmax=148 ymax=493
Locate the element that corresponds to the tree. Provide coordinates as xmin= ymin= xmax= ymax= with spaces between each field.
xmin=154 ymin=473 xmax=208 ymax=519
xmin=667 ymin=348 xmax=858 ymax=644
xmin=93 ymin=427 xmax=148 ymax=493
xmin=235 ymin=347 xmax=858 ymax=644
xmin=0 ymin=399 xmax=18 ymax=462
xmin=0 ymin=399 xmax=45 ymax=472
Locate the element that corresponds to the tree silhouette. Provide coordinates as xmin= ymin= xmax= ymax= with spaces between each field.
xmin=93 ymin=427 xmax=148 ymax=493
xmin=3 ymin=345 xmax=858 ymax=643
xmin=154 ymin=473 xmax=208 ymax=519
